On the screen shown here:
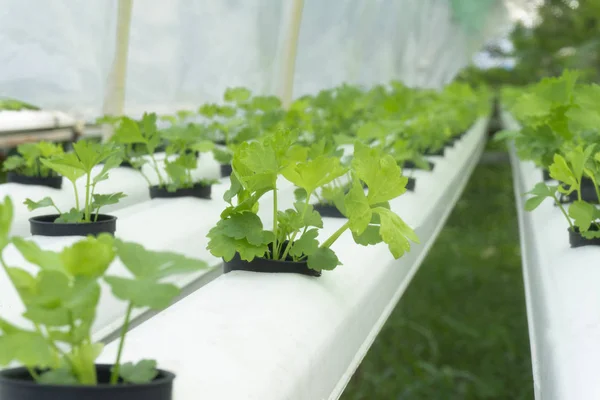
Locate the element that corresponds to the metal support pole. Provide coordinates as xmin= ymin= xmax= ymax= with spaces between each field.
xmin=278 ymin=0 xmax=305 ymax=109
xmin=102 ymin=0 xmax=134 ymax=141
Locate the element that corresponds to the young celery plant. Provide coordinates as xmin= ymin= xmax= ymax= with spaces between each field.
xmin=0 ymin=196 xmax=207 ymax=385
xmin=3 ymin=142 xmax=64 ymax=178
xmin=206 ymin=134 xmax=419 ymax=272
xmin=526 ymin=146 xmax=600 ymax=238
xmin=23 ymin=141 xmax=126 ymax=223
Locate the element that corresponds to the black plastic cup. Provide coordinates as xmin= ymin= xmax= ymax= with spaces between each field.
xmin=402 ymin=160 xmax=435 ymax=171
xmin=29 ymin=214 xmax=117 ymax=237
xmin=149 ymin=183 xmax=211 ymax=200
xmin=7 ymin=172 xmax=62 ymax=189
xmin=569 ymin=227 xmax=600 ymax=248
xmin=224 ymin=251 xmax=321 ymax=277
xmin=0 ymin=364 xmax=175 ymax=400
xmin=220 ymin=164 xmax=233 ymax=178
xmin=406 ymin=177 xmax=416 ymax=192
xmin=314 ymin=203 xmax=346 ymax=219
xmin=424 ymin=147 xmax=445 ymax=157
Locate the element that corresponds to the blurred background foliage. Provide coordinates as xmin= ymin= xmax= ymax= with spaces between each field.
xmin=458 ymin=0 xmax=600 ymax=87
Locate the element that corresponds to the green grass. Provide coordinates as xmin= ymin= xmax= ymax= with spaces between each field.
xmin=342 ymin=152 xmax=533 ymax=400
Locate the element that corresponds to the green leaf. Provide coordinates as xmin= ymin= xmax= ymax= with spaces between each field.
xmin=113 ymin=117 xmax=147 ymax=144
xmin=294 ymin=202 xmax=323 ymax=228
xmin=224 ymin=87 xmax=251 ymax=104
xmin=356 ymin=122 xmax=387 ymax=140
xmin=90 ymin=192 xmax=127 ymax=210
xmin=549 ymin=154 xmax=577 ymax=189
xmin=0 ymin=196 xmax=13 ymax=250
xmin=93 ymin=155 xmax=123 ymax=185
xmin=190 ymin=140 xmax=215 ymax=153
xmin=33 ymin=270 xmax=70 ymax=307
xmin=114 ymin=239 xmax=208 ymax=280
xmin=23 ymin=196 xmax=57 ymax=212
xmin=524 ymin=182 xmax=558 ymax=211
xmin=23 ymin=306 xmax=70 ymax=327
xmin=118 ymin=359 xmax=159 ymax=384
xmin=568 ymin=200 xmax=595 ymax=232
xmin=232 ymin=141 xmax=279 ymax=192
xmin=206 ymin=230 xmax=268 ymax=262
xmin=12 ymin=237 xmax=64 ymax=271
xmin=55 ymin=209 xmax=84 ymax=223
xmin=344 ymin=181 xmax=372 ymax=236
xmin=104 ymin=276 xmax=180 ymax=310
xmin=2 ymin=155 xmax=25 ymax=172
xmin=38 ymin=367 xmax=78 ymax=385
xmin=40 ymin=153 xmax=86 ymax=182
xmin=224 ymin=173 xmax=243 ymax=204
xmin=61 ymin=236 xmax=115 ymax=278
xmin=211 ymin=212 xmax=273 ymax=246
xmin=374 ymin=207 xmax=419 ymax=258
xmin=282 ymin=155 xmax=347 ymax=196
xmin=289 ymin=229 xmax=319 ymax=258
xmin=352 ymin=142 xmax=408 ymax=204
xmin=307 ymin=247 xmax=341 ymax=271
xmin=213 ymin=147 xmax=233 ymax=165
xmin=352 ymin=225 xmax=382 ymax=246
xmin=0 ymin=331 xmax=55 ymax=367
xmin=6 ymin=267 xmax=35 ymax=300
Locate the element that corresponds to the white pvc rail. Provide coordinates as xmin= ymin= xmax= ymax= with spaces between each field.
xmin=93 ymin=118 xmax=488 ymax=400
xmin=0 ymin=110 xmax=76 ymax=132
xmin=1 ymin=152 xmax=221 ymax=236
xmin=0 ymin=153 xmax=299 ymax=346
xmin=504 ymin=111 xmax=600 ymax=400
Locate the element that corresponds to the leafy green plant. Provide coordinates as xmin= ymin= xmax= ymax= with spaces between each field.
xmin=524 ymin=145 xmax=600 ymax=238
xmin=3 ymin=142 xmax=64 ymax=178
xmin=0 ymin=99 xmax=39 ymax=111
xmin=206 ymin=132 xmax=419 ymax=272
xmin=24 ymin=140 xmax=126 ymax=223
xmin=199 ymin=87 xmax=285 ymax=165
xmin=0 ymin=196 xmax=207 ymax=385
xmin=497 ymin=70 xmax=582 ymax=168
xmin=111 ymin=113 xmax=216 ymax=192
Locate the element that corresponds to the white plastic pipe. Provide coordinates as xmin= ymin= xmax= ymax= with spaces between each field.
xmin=96 ymin=118 xmax=488 ymax=400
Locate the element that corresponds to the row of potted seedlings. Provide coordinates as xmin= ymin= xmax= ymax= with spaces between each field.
xmin=500 ymin=70 xmax=600 ymax=247
xmin=0 ymin=80 xmax=489 ymax=398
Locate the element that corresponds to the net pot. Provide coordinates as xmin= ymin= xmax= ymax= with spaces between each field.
xmin=149 ymin=183 xmax=211 ymax=200
xmin=556 ymin=179 xmax=599 ymax=204
xmin=7 ymin=172 xmax=62 ymax=189
xmin=220 ymin=164 xmax=233 ymax=178
xmin=542 ymin=169 xmax=551 ymax=181
xmin=402 ymin=160 xmax=435 ymax=171
xmin=30 ymin=214 xmax=117 ymax=237
xmin=0 ymin=364 xmax=175 ymax=400
xmin=406 ymin=177 xmax=416 ymax=192
xmin=224 ymin=248 xmax=321 ymax=277
xmin=569 ymin=226 xmax=600 ymax=248
xmin=314 ymin=203 xmax=345 ymax=219
xmin=424 ymin=147 xmax=445 ymax=157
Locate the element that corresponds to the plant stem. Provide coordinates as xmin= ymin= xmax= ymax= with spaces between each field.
xmin=72 ymin=181 xmax=80 ymax=212
xmin=27 ymin=366 xmax=40 ymax=381
xmin=110 ymin=302 xmax=134 ymax=385
xmin=147 ymin=144 xmax=165 ymax=186
xmin=272 ymin=183 xmax=279 ymax=259
xmin=84 ymin=173 xmax=91 ymax=222
xmin=320 ymin=221 xmax=350 ymax=249
xmin=553 ymin=195 xmax=574 ymax=230
xmin=281 ymin=194 xmax=312 ymax=260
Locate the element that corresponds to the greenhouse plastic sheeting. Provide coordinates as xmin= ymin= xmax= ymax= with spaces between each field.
xmin=0 ymin=0 xmax=510 ymax=119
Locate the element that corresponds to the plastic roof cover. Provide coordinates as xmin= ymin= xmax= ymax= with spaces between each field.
xmin=0 ymin=0 xmax=510 ymax=120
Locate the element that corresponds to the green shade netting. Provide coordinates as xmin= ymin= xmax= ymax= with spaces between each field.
xmin=450 ymin=0 xmax=499 ymax=34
